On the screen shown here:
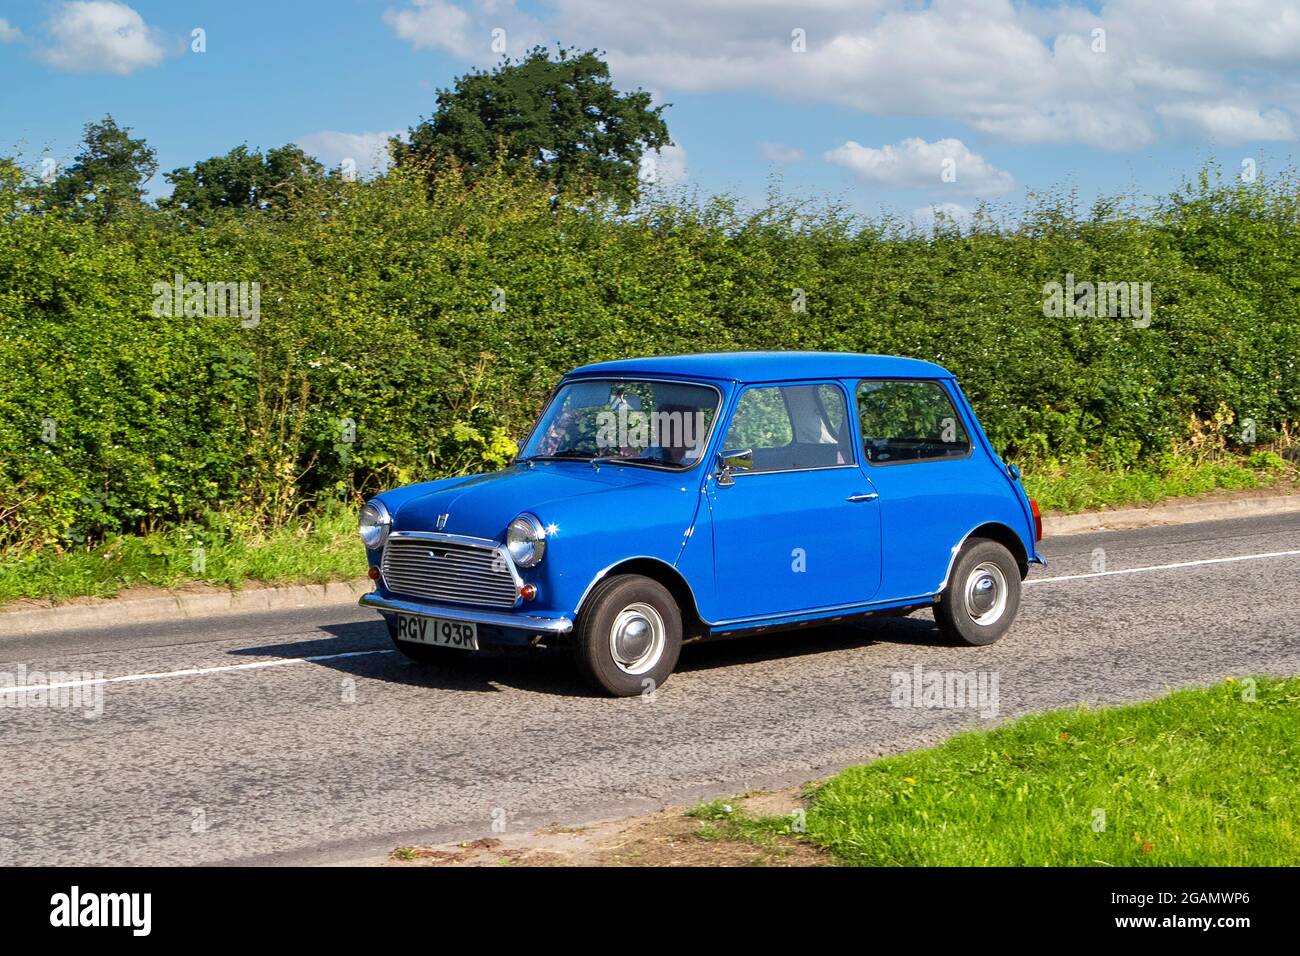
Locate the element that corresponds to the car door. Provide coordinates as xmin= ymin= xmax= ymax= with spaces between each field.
xmin=853 ymin=377 xmax=984 ymax=599
xmin=704 ymin=381 xmax=882 ymax=624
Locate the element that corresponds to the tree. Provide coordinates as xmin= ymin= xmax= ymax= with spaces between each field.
xmin=162 ymin=144 xmax=327 ymax=215
xmin=48 ymin=115 xmax=157 ymax=220
xmin=393 ymin=47 xmax=671 ymax=204
xmin=0 ymin=157 xmax=25 ymax=219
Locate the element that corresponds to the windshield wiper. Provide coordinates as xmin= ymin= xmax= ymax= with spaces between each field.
xmin=589 ymin=454 xmax=677 ymax=470
xmin=519 ymin=450 xmax=598 ymax=463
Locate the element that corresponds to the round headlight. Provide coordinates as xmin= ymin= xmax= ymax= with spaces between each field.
xmin=359 ymin=499 xmax=391 ymax=550
xmin=506 ymin=513 xmax=547 ymax=568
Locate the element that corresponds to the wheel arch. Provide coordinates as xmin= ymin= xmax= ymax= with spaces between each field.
xmin=941 ymin=522 xmax=1031 ymax=590
xmin=575 ymin=557 xmax=706 ymax=639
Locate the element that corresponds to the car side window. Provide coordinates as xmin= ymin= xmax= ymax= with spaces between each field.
xmin=856 ymin=380 xmax=971 ymax=464
xmin=722 ymin=384 xmax=854 ymax=473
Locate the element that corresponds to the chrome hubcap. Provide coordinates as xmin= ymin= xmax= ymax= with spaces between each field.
xmin=964 ymin=562 xmax=1007 ymax=626
xmin=609 ymin=603 xmax=666 ymax=675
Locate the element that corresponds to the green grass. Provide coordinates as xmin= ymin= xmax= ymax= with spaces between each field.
xmin=0 ymin=506 xmax=362 ymax=604
xmin=795 ymin=678 xmax=1300 ymax=866
xmin=687 ymin=797 xmax=813 ymax=847
xmin=1023 ymin=450 xmax=1294 ymax=513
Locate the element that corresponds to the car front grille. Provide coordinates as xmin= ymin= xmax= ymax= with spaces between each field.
xmin=380 ymin=535 xmax=518 ymax=608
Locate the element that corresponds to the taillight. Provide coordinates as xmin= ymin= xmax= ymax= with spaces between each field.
xmin=1029 ymin=498 xmax=1043 ymax=541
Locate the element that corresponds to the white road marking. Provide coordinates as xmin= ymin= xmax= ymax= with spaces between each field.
xmin=0 ymin=649 xmax=392 ymax=697
xmin=4 ymin=546 xmax=1298 ymax=696
xmin=1026 ymin=548 xmax=1300 ymax=585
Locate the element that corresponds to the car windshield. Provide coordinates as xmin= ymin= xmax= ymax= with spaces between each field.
xmin=520 ymin=378 xmax=720 ymax=469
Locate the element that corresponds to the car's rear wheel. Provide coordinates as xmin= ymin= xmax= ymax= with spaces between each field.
xmin=385 ymin=617 xmax=462 ymax=664
xmin=935 ymin=538 xmax=1021 ymax=646
xmin=573 ymin=574 xmax=682 ymax=696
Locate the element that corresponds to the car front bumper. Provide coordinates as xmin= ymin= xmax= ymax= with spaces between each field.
xmin=359 ymin=592 xmax=573 ymax=634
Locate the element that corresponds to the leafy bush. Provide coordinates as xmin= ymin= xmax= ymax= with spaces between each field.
xmin=1 ymin=163 xmax=1298 ymax=551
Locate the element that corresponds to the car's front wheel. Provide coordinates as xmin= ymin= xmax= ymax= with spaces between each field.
xmin=573 ymin=574 xmax=682 ymax=696
xmin=935 ymin=538 xmax=1022 ymax=646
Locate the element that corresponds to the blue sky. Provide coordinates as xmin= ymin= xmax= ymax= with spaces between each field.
xmin=2 ymin=1 xmax=1299 ymax=224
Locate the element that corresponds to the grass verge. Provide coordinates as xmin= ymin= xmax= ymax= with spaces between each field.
xmin=1023 ymin=450 xmax=1295 ymax=513
xmin=688 ymin=679 xmax=1300 ymax=867
xmin=0 ymin=507 xmax=361 ymax=604
xmin=789 ymin=677 xmax=1300 ymax=866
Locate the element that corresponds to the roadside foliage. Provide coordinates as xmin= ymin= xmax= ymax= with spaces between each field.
xmin=1 ymin=163 xmax=1298 ymax=552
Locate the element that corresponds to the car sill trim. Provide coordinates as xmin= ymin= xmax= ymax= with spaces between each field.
xmin=707 ymin=593 xmax=936 ymax=630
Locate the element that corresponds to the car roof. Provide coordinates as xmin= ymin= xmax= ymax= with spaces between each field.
xmin=568 ymin=351 xmax=954 ymax=383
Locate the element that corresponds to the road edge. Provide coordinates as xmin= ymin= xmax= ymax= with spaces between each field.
xmin=1041 ymin=490 xmax=1300 ymax=535
xmin=0 ymin=579 xmax=373 ymax=638
xmin=5 ymin=491 xmax=1300 ymax=637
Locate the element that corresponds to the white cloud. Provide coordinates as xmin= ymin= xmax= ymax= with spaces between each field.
xmin=639 ymin=143 xmax=687 ymax=186
xmin=0 ymin=18 xmax=21 ymax=43
xmin=912 ymin=202 xmax=974 ymax=230
xmin=383 ymin=0 xmax=472 ymax=56
xmin=382 ymin=0 xmax=1300 ymax=151
xmin=1093 ymin=0 xmax=1300 ymax=68
xmin=826 ymin=137 xmax=1014 ymax=197
xmin=761 ymin=142 xmax=805 ymax=163
xmin=1156 ymin=102 xmax=1297 ymax=143
xmin=40 ymin=1 xmax=165 ymax=75
xmin=297 ymin=130 xmax=402 ymax=177
xmin=383 ymin=0 xmax=544 ymax=63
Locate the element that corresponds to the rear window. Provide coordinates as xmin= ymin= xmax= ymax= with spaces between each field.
xmin=856 ymin=380 xmax=970 ymax=464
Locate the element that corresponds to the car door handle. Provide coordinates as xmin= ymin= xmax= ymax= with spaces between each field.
xmin=846 ymin=492 xmax=879 ymax=503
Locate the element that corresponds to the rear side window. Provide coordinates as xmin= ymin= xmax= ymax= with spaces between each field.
xmin=723 ymin=384 xmax=854 ymax=473
xmin=856 ymin=380 xmax=971 ymax=464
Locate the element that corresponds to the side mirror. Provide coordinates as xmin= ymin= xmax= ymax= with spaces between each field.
xmin=715 ymin=448 xmax=753 ymax=486
xmin=1006 ymin=463 xmax=1021 ymax=480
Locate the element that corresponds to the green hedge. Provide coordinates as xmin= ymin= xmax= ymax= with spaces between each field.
xmin=2 ymin=166 xmax=1298 ymax=550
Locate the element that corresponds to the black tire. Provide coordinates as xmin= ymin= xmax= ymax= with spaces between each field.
xmin=935 ymin=539 xmax=1021 ymax=646
xmin=385 ymin=617 xmax=463 ymax=664
xmin=572 ymin=575 xmax=682 ymax=697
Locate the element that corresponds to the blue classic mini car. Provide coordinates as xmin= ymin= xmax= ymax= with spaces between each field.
xmin=359 ymin=352 xmax=1045 ymax=695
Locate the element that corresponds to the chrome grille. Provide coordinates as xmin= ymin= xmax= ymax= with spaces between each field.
xmin=380 ymin=535 xmax=518 ymax=608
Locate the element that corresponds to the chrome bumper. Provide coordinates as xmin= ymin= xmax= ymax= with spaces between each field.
xmin=359 ymin=592 xmax=573 ymax=634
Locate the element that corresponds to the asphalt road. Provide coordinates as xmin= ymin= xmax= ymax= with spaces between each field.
xmin=2 ymin=513 xmax=1298 ymax=866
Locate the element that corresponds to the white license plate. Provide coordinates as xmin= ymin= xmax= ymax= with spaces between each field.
xmin=394 ymin=614 xmax=478 ymax=650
